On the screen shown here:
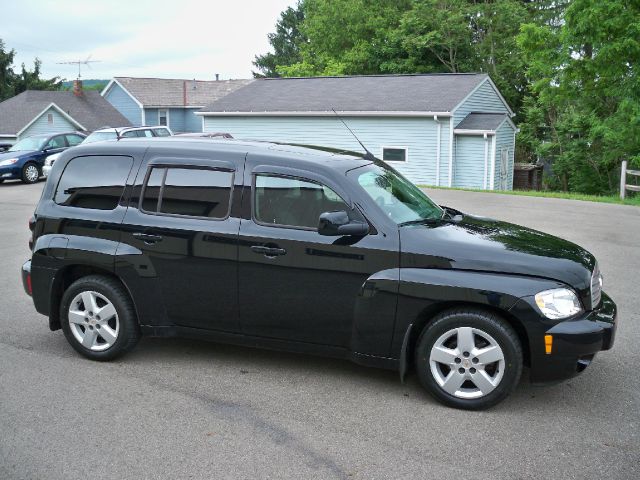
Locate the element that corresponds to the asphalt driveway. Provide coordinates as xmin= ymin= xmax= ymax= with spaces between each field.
xmin=1 ymin=180 xmax=638 ymax=479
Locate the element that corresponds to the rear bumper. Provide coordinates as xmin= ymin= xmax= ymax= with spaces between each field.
xmin=510 ymin=291 xmax=617 ymax=384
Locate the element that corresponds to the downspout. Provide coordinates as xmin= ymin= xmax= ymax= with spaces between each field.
xmin=483 ymin=133 xmax=489 ymax=190
xmin=183 ymin=80 xmax=187 ymax=106
xmin=448 ymin=117 xmax=454 ymax=187
xmin=490 ymin=134 xmax=497 ymax=190
xmin=434 ymin=115 xmax=441 ymax=186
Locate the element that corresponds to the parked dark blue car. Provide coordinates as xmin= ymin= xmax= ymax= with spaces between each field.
xmin=0 ymin=132 xmax=86 ymax=184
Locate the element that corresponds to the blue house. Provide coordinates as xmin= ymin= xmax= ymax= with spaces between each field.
xmin=101 ymin=77 xmax=252 ymax=133
xmin=197 ymin=74 xmax=517 ymax=190
xmin=0 ymin=84 xmax=130 ymax=146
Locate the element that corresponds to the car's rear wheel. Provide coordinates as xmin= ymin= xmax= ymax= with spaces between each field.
xmin=60 ymin=275 xmax=140 ymax=360
xmin=21 ymin=162 xmax=40 ymax=184
xmin=415 ymin=309 xmax=522 ymax=410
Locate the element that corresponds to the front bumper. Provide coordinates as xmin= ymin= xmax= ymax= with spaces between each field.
xmin=42 ymin=165 xmax=52 ymax=177
xmin=21 ymin=260 xmax=32 ymax=296
xmin=0 ymin=165 xmax=20 ymax=180
xmin=510 ymin=291 xmax=617 ymax=383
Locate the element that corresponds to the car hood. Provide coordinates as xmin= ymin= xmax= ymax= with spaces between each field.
xmin=399 ymin=213 xmax=595 ymax=301
xmin=0 ymin=150 xmax=35 ymax=161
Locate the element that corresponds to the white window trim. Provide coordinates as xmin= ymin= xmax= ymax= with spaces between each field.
xmin=158 ymin=109 xmax=170 ymax=128
xmin=380 ymin=146 xmax=409 ymax=163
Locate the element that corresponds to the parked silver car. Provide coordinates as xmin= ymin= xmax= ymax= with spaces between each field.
xmin=43 ymin=126 xmax=172 ymax=177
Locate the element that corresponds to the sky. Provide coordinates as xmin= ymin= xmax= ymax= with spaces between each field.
xmin=1 ymin=0 xmax=296 ymax=81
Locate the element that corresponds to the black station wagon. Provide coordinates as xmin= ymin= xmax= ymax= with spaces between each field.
xmin=21 ymin=138 xmax=617 ymax=409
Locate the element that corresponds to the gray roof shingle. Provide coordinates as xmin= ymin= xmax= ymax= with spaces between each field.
xmin=113 ymin=77 xmax=253 ymax=107
xmin=455 ymin=112 xmax=509 ymax=131
xmin=0 ymin=90 xmax=131 ymax=135
xmin=200 ymin=74 xmax=488 ymax=113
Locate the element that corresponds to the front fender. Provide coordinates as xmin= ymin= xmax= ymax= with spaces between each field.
xmin=391 ymin=268 xmax=567 ymax=361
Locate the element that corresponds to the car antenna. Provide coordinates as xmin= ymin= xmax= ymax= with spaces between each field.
xmin=332 ymin=108 xmax=376 ymax=161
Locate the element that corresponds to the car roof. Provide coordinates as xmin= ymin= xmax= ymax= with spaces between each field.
xmin=24 ymin=131 xmax=85 ymax=139
xmin=93 ymin=126 xmax=169 ymax=133
xmin=68 ymin=137 xmax=372 ymax=173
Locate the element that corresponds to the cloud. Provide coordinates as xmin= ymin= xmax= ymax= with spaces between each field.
xmin=3 ymin=0 xmax=295 ymax=80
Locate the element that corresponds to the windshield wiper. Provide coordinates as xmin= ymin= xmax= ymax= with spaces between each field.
xmin=398 ymin=217 xmax=440 ymax=227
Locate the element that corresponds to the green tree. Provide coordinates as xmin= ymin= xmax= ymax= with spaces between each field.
xmin=518 ymin=0 xmax=640 ymax=193
xmin=277 ymin=0 xmax=411 ymax=77
xmin=253 ymin=1 xmax=307 ymax=77
xmin=0 ymin=39 xmax=61 ymax=100
xmin=13 ymin=58 xmax=62 ymax=94
xmin=0 ymin=39 xmax=17 ymax=101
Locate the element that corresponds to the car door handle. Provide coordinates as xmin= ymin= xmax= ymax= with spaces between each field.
xmin=250 ymin=245 xmax=287 ymax=257
xmin=133 ymin=232 xmax=163 ymax=244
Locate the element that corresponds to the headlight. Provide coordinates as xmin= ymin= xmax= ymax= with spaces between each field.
xmin=45 ymin=153 xmax=60 ymax=166
xmin=0 ymin=158 xmax=18 ymax=166
xmin=534 ymin=288 xmax=583 ymax=319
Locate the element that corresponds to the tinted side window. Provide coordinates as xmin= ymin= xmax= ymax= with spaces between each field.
xmin=121 ymin=131 xmax=137 ymax=138
xmin=254 ymin=175 xmax=348 ymax=229
xmin=141 ymin=167 xmax=233 ymax=219
xmin=55 ymin=156 xmax=133 ymax=210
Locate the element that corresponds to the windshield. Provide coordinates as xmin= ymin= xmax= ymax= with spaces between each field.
xmin=9 ymin=136 xmax=47 ymax=152
xmin=350 ymin=163 xmax=443 ymax=225
xmin=84 ymin=131 xmax=117 ymax=143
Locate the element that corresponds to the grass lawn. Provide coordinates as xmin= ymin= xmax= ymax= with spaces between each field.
xmin=418 ymin=186 xmax=640 ymax=207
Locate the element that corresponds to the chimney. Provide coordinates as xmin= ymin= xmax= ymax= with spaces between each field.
xmin=73 ymin=79 xmax=83 ymax=97
xmin=215 ymin=73 xmax=219 ymax=81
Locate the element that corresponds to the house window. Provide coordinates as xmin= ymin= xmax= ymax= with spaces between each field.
xmin=382 ymin=147 xmax=407 ymax=162
xmin=158 ymin=109 xmax=168 ymax=127
xmin=47 ymin=113 xmax=54 ymax=125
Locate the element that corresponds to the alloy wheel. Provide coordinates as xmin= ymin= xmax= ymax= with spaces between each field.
xmin=68 ymin=291 xmax=120 ymax=351
xmin=25 ymin=165 xmax=39 ymax=182
xmin=429 ymin=326 xmax=505 ymax=399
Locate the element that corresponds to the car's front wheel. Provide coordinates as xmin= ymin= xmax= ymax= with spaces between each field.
xmin=60 ymin=275 xmax=140 ymax=360
xmin=415 ymin=309 xmax=523 ymax=410
xmin=21 ymin=162 xmax=40 ymax=184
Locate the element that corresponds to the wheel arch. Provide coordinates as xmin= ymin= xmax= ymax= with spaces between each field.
xmin=400 ymin=301 xmax=530 ymax=382
xmin=49 ymin=264 xmax=139 ymax=331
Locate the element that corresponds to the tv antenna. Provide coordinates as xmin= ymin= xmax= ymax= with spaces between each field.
xmin=56 ymin=55 xmax=101 ymax=79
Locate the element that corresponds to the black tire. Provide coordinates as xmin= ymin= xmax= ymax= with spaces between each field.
xmin=415 ymin=309 xmax=522 ymax=410
xmin=21 ymin=162 xmax=40 ymax=184
xmin=60 ymin=275 xmax=140 ymax=361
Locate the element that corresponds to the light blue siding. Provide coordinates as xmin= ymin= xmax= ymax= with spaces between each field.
xmin=19 ymin=107 xmax=77 ymax=140
xmin=168 ymin=109 xmax=185 ymax=132
xmin=493 ymin=121 xmax=515 ymax=190
xmin=0 ymin=136 xmax=16 ymax=145
xmin=144 ymin=108 xmax=159 ymax=126
xmin=453 ymin=135 xmax=487 ymax=189
xmin=103 ymin=83 xmax=142 ymax=125
xmin=204 ymin=116 xmax=446 ymax=185
xmin=453 ymin=80 xmax=510 ymax=125
xmin=143 ymin=108 xmax=200 ymax=132
xmin=184 ymin=109 xmax=203 ymax=132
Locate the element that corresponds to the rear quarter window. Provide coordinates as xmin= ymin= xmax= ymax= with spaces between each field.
xmin=54 ymin=155 xmax=133 ymax=210
xmin=140 ymin=166 xmax=233 ymax=219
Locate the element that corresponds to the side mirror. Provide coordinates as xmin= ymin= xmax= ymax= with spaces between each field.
xmin=318 ymin=211 xmax=369 ymax=237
